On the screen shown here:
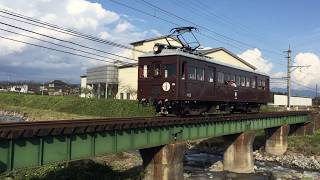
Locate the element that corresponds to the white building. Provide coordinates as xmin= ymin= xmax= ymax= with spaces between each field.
xmin=268 ymin=94 xmax=312 ymax=107
xmin=9 ymin=85 xmax=28 ymax=93
xmin=80 ymin=65 xmax=118 ymax=99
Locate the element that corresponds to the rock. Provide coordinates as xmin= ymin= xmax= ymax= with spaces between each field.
xmin=183 ymin=173 xmax=191 ymax=178
xmin=209 ymin=161 xmax=223 ymax=172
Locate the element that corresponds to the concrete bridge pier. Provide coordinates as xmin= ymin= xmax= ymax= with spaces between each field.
xmin=290 ymin=122 xmax=314 ymax=136
xmin=265 ymin=125 xmax=290 ymax=155
xmin=139 ymin=142 xmax=186 ymax=180
xmin=223 ymin=131 xmax=256 ymax=173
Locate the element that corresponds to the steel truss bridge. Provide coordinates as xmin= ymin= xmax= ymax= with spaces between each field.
xmin=0 ymin=111 xmax=310 ymax=173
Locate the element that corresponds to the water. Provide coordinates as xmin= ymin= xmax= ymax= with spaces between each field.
xmin=184 ymin=150 xmax=320 ymax=180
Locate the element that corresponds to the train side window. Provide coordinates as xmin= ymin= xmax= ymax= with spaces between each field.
xmin=208 ymin=68 xmax=214 ymax=83
xmin=236 ymin=76 xmax=241 ymax=86
xmin=231 ymin=75 xmax=235 ymax=81
xmin=164 ymin=64 xmax=176 ymax=78
xmin=240 ymin=76 xmax=245 ymax=86
xmin=188 ymin=66 xmax=196 ymax=80
xmin=246 ymin=77 xmax=250 ymax=87
xmin=196 ymin=67 xmax=204 ymax=81
xmin=251 ymin=78 xmax=256 ymax=88
xmin=217 ymin=72 xmax=224 ymax=84
xmin=225 ymin=74 xmax=230 ymax=82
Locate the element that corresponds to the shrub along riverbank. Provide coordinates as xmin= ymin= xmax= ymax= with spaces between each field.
xmin=0 ymin=93 xmax=155 ymax=119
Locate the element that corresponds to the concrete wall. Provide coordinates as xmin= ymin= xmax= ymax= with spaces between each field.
xmin=205 ymin=50 xmax=253 ymax=71
xmin=117 ymin=66 xmax=138 ymax=100
xmin=268 ymin=94 xmax=312 ymax=107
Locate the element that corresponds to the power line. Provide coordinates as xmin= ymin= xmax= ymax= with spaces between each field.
xmin=0 ymin=28 xmax=136 ymax=63
xmin=292 ymin=80 xmax=318 ymax=92
xmin=137 ymin=0 xmax=284 ymax=56
xmin=0 ymin=21 xmax=137 ymax=62
xmin=0 ymin=9 xmax=145 ymax=53
xmin=109 ymin=0 xmax=247 ymax=51
xmin=0 ymin=35 xmax=132 ymax=65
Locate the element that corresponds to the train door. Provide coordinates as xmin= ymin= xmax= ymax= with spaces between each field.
xmin=252 ymin=76 xmax=258 ymax=101
xmin=179 ymin=61 xmax=187 ymax=99
xmin=150 ymin=61 xmax=162 ymax=99
xmin=205 ymin=66 xmax=215 ymax=98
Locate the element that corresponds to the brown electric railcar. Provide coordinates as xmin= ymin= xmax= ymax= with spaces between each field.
xmin=138 ymin=50 xmax=269 ymax=115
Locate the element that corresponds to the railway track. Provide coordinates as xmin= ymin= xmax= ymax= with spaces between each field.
xmin=0 ymin=111 xmax=310 ymax=139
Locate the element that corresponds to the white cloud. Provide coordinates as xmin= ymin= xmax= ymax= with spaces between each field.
xmin=292 ymin=52 xmax=320 ymax=88
xmin=238 ymin=48 xmax=273 ymax=74
xmin=0 ymin=0 xmax=155 ymax=82
xmin=114 ymin=20 xmax=134 ymax=33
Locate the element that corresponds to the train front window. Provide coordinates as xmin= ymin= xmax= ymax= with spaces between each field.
xmin=164 ymin=64 xmax=176 ymax=78
xmin=139 ymin=65 xmax=150 ymax=78
xmin=153 ymin=64 xmax=160 ymax=76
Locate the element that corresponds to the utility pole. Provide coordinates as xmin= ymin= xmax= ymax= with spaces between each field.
xmin=285 ymin=46 xmax=292 ymax=110
xmin=284 ymin=46 xmax=310 ymax=110
xmin=316 ymin=84 xmax=318 ymax=98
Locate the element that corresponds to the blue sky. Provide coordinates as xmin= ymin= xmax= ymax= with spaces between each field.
xmin=0 ymin=0 xmax=319 ymax=91
xmin=98 ymin=0 xmax=320 ymax=73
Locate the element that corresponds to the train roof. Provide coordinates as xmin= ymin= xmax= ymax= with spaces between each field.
xmin=140 ymin=49 xmax=269 ymax=77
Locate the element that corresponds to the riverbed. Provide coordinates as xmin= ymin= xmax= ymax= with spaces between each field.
xmin=184 ymin=149 xmax=320 ymax=180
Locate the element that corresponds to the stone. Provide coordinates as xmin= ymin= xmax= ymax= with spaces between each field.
xmin=209 ymin=161 xmax=223 ymax=172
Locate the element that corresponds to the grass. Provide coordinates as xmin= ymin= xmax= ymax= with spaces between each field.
xmin=1 ymin=152 xmax=143 ymax=180
xmin=260 ymin=105 xmax=284 ymax=112
xmin=288 ymin=130 xmax=320 ymax=156
xmin=0 ymin=92 xmax=155 ymax=119
xmin=0 ymin=105 xmax=96 ymax=121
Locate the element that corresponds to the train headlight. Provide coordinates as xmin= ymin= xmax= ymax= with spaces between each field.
xmin=153 ymin=44 xmax=163 ymax=54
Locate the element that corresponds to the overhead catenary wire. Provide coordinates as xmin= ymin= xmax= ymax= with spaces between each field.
xmin=0 ymin=8 xmax=145 ymax=53
xmin=137 ymin=0 xmax=284 ymax=56
xmin=0 ymin=28 xmax=137 ymax=63
xmin=109 ymin=0 xmax=248 ymax=51
xmin=0 ymin=21 xmax=137 ymax=62
xmin=0 ymin=35 xmax=132 ymax=65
